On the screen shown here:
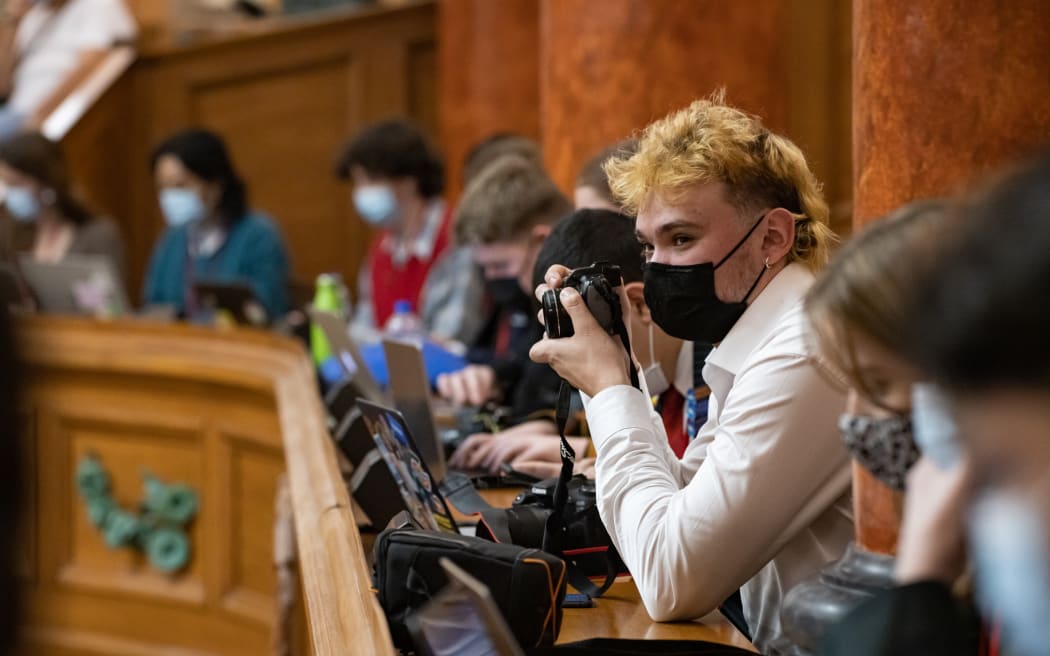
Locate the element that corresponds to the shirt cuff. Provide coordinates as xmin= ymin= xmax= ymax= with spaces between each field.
xmin=584 ymin=385 xmax=655 ymax=451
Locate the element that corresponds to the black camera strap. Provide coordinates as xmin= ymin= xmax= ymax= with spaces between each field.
xmin=543 ymin=284 xmax=639 ymax=597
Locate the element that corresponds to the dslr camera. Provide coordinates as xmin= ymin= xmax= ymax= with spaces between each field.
xmin=541 ymin=261 xmax=623 ymax=339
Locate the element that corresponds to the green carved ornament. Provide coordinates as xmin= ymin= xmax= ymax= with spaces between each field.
xmin=75 ymin=454 xmax=199 ymax=574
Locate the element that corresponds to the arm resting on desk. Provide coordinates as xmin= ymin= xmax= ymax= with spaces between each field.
xmin=586 ymin=351 xmax=850 ymax=623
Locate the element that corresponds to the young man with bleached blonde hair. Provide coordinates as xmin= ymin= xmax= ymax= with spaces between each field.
xmin=531 ymin=95 xmax=853 ymax=650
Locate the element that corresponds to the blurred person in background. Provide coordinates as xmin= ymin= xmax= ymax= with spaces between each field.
xmin=460 ymin=132 xmax=542 ymax=192
xmin=0 ymin=0 xmax=136 ymax=136
xmin=336 ymin=119 xmax=484 ymax=346
xmin=144 ymin=128 xmax=290 ymax=320
xmin=573 ymin=139 xmax=637 ymax=213
xmin=437 ymin=155 xmax=569 ymax=412
xmin=0 ymin=130 xmax=125 ymax=277
xmin=451 ymin=208 xmax=690 ymax=479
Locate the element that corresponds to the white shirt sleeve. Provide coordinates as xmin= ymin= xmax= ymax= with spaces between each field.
xmin=586 ymin=348 xmax=849 ymax=622
xmin=74 ymin=0 xmax=138 ymax=47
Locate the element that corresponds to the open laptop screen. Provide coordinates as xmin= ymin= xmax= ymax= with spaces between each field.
xmin=408 ymin=558 xmax=524 ymax=656
xmin=357 ymin=400 xmax=458 ymax=533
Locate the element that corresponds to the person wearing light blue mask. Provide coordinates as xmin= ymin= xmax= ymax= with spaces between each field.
xmin=334 ymin=119 xmax=485 ymax=347
xmin=351 ymin=184 xmax=399 ymax=228
xmin=819 ymin=155 xmax=1050 ymax=656
xmin=0 ymin=130 xmax=125 ymax=278
xmin=143 ymin=129 xmax=290 ymax=320
xmin=901 ymin=153 xmax=1050 ymax=656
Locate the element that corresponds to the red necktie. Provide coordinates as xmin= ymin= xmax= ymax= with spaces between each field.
xmin=657 ymin=387 xmax=688 ymax=458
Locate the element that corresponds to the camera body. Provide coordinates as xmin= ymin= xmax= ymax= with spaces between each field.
xmin=541 ymin=261 xmax=623 ymax=339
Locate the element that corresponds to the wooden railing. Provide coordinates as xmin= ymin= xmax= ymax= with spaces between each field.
xmin=17 ymin=316 xmax=393 ymax=655
xmin=28 ymin=47 xmax=136 ymax=142
xmin=274 ymin=337 xmax=397 ymax=655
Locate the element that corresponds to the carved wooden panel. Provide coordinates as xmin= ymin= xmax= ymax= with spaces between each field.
xmin=17 ymin=318 xmax=312 ymax=655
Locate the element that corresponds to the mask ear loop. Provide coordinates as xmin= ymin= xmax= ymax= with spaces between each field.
xmin=714 ymin=212 xmax=768 ymax=269
xmin=647 ymin=321 xmax=657 ymax=371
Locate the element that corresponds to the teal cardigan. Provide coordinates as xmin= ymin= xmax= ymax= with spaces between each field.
xmin=143 ymin=212 xmax=290 ymax=319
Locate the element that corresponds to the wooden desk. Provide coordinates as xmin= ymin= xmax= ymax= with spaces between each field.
xmin=559 ymin=582 xmax=757 ymax=650
xmin=469 ymin=489 xmax=758 ymax=652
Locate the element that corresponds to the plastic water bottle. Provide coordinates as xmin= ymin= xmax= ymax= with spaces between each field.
xmin=384 ymin=299 xmax=426 ymax=347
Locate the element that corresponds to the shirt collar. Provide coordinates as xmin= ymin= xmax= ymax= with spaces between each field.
xmin=383 ymin=199 xmax=445 ymax=265
xmin=673 ymin=340 xmax=694 ymax=396
xmin=705 ymin=262 xmax=815 ymax=376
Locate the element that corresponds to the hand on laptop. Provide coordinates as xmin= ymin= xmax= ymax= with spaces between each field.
xmin=449 ymin=421 xmax=590 ymax=475
xmin=513 ymin=457 xmax=597 ymax=481
xmin=436 ymin=364 xmax=498 ymax=407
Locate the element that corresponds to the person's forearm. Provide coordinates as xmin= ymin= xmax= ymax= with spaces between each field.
xmin=586 ymin=387 xmax=733 ymax=619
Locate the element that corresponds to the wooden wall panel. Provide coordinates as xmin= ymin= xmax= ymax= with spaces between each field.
xmin=191 ymin=58 xmax=364 ymax=295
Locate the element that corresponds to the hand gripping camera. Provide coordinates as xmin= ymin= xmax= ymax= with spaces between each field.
xmin=541 ymin=261 xmax=623 ymax=339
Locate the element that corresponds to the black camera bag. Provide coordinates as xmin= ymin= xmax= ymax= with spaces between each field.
xmin=374 ymin=527 xmax=567 ymax=651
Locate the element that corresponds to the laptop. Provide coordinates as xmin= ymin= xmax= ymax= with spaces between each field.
xmin=383 ymin=338 xmax=450 ymax=482
xmin=18 ymin=254 xmax=128 ymax=317
xmin=357 ymin=399 xmax=458 ymax=534
xmin=193 ymin=281 xmax=268 ymax=327
xmin=407 ymin=558 xmax=525 ymax=656
xmin=383 ymin=339 xmax=541 ymax=495
xmin=309 ymin=308 xmax=386 ymax=405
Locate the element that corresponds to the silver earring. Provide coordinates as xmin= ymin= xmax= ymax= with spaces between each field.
xmin=764 ymin=257 xmax=772 ymax=269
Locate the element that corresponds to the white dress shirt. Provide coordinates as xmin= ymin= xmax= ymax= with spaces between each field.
xmin=585 ymin=263 xmax=853 ymax=651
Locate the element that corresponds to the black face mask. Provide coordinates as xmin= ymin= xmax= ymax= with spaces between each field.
xmin=643 ymin=214 xmax=768 ymax=345
xmin=486 ymin=276 xmax=530 ymax=311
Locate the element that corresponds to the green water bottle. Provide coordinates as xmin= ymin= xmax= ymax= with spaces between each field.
xmin=310 ymin=274 xmax=343 ymax=366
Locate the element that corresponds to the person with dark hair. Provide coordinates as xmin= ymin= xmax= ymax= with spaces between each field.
xmin=450 ymin=208 xmax=690 ymax=478
xmin=143 ymin=128 xmax=290 ymax=320
xmin=574 ymin=139 xmax=638 ymax=212
xmin=336 ymin=119 xmax=483 ymax=345
xmin=436 ymin=155 xmax=569 ymax=410
xmin=821 ymin=152 xmax=1050 ymax=656
xmin=0 ymin=130 xmax=125 ymax=277
xmin=461 ymin=132 xmax=542 ymax=188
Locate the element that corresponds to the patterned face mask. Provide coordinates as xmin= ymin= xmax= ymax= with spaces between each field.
xmin=838 ymin=414 xmax=919 ymax=491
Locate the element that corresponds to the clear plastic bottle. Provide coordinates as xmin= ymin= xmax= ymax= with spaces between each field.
xmin=383 ymin=299 xmax=426 ymax=347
